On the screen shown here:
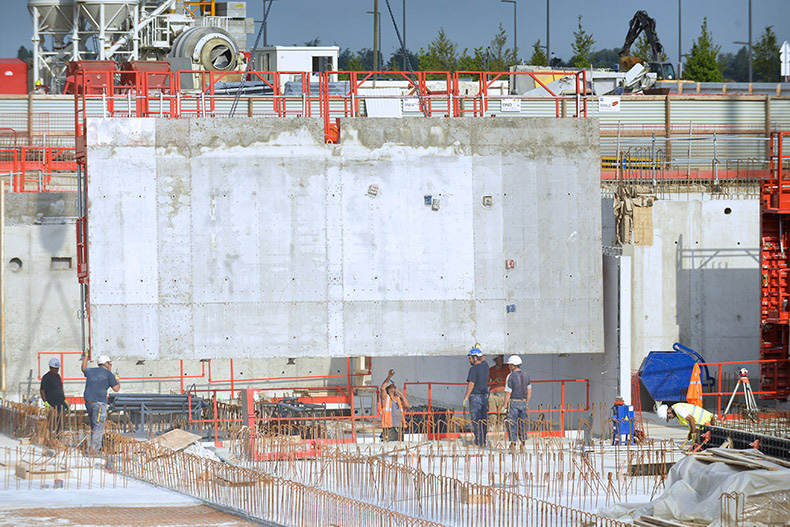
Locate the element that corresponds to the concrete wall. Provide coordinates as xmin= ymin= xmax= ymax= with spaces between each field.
xmin=626 ymin=196 xmax=760 ymax=369
xmin=2 ymin=193 xmax=81 ymax=397
xmin=85 ymin=117 xmax=604 ymax=360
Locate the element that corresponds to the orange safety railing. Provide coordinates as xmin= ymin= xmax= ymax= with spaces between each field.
xmin=36 ymin=351 xmax=208 ymax=394
xmin=452 ymin=70 xmax=588 ymax=118
xmin=0 ymin=145 xmax=77 ymax=192
xmin=699 ymin=359 xmax=790 ymax=418
xmin=765 ymin=131 xmax=790 ymax=210
xmin=403 ymin=378 xmax=590 ymax=438
xmin=72 ymin=68 xmax=590 ymax=148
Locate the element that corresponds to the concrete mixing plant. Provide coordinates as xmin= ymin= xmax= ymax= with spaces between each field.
xmin=28 ymin=0 xmax=252 ymax=91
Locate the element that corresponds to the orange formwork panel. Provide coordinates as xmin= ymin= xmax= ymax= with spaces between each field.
xmin=760 ymin=132 xmax=790 ymax=399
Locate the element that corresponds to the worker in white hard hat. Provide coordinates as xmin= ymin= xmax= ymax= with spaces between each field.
xmin=81 ymin=352 xmax=120 ymax=455
xmin=462 ymin=345 xmax=490 ymax=447
xmin=502 ymin=355 xmax=532 ymax=448
xmin=40 ymin=357 xmax=68 ymax=434
xmin=657 ymin=402 xmax=715 ymax=444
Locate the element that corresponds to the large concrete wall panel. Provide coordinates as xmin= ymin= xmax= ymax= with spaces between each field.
xmin=86 ymin=117 xmax=603 ymax=359
xmin=629 ymin=197 xmax=760 ymax=368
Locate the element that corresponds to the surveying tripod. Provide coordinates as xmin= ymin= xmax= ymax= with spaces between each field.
xmin=722 ymin=369 xmax=759 ymax=422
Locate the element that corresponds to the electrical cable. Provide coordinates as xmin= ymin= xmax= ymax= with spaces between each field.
xmin=229 ymin=0 xmax=274 ymax=117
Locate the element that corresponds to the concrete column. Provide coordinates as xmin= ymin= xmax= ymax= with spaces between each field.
xmin=619 ymin=254 xmax=632 ymax=405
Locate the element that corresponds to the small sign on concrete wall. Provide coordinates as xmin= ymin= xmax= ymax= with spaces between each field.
xmin=598 ymin=96 xmax=621 ymax=113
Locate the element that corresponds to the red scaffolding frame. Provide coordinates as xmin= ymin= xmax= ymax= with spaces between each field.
xmin=760 ymin=131 xmax=790 ymax=398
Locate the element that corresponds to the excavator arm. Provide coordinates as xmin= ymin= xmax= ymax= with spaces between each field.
xmin=619 ymin=10 xmax=665 ymax=63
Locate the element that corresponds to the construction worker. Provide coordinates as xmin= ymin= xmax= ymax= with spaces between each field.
xmin=380 ymin=369 xmax=410 ymax=442
xmin=81 ymin=353 xmax=120 ymax=455
xmin=40 ymin=357 xmax=68 ymax=434
xmin=488 ymin=354 xmax=508 ymax=431
xmin=657 ymin=402 xmax=715 ymax=443
xmin=502 ymin=355 xmax=532 ymax=448
xmin=462 ymin=346 xmax=489 ymax=447
xmin=33 ymin=79 xmax=49 ymax=94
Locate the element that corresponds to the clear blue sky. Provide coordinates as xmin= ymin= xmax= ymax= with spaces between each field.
xmin=2 ymin=0 xmax=788 ymax=63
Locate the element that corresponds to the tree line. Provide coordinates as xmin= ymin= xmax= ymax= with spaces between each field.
xmin=14 ymin=16 xmax=783 ymax=82
xmin=332 ymin=16 xmax=783 ymax=83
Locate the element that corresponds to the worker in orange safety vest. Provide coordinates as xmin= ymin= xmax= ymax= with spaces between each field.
xmin=380 ymin=369 xmax=411 ymax=442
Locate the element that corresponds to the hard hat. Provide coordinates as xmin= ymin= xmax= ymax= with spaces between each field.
xmin=48 ymin=357 xmax=60 ymax=369
xmin=35 ymin=80 xmax=42 ymax=86
xmin=468 ymin=347 xmax=482 ymax=357
xmin=97 ymin=355 xmax=111 ymax=365
xmin=657 ymin=404 xmax=669 ymax=421
xmin=506 ymin=355 xmax=522 ymax=366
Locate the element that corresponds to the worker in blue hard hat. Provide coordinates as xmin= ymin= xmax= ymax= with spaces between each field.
xmin=462 ymin=344 xmax=489 ymax=447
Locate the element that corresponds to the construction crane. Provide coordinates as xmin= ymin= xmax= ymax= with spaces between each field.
xmin=618 ymin=10 xmax=676 ymax=81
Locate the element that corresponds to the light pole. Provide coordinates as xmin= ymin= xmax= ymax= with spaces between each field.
xmin=546 ymin=0 xmax=550 ymax=67
xmin=501 ymin=0 xmax=517 ymax=62
xmin=402 ymin=0 xmax=406 ymax=70
xmin=262 ymin=0 xmax=277 ymax=47
xmin=677 ymin=0 xmax=682 ymax=78
xmin=367 ymin=3 xmax=380 ymax=72
xmin=748 ymin=0 xmax=753 ymax=83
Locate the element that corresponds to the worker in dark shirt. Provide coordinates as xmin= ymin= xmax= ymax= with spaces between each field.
xmin=81 ymin=353 xmax=120 ymax=455
xmin=40 ymin=358 xmax=68 ymax=434
xmin=502 ymin=355 xmax=532 ymax=448
xmin=462 ymin=346 xmax=490 ymax=448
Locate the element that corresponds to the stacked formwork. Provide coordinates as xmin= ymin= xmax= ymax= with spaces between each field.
xmin=760 ymin=131 xmax=790 ymax=399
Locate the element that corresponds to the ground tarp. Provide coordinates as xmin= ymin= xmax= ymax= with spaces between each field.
xmin=603 ymin=448 xmax=790 ymax=526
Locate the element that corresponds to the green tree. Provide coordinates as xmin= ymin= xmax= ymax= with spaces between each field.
xmin=418 ymin=28 xmax=458 ymax=72
xmin=753 ymin=26 xmax=780 ymax=82
xmin=458 ymin=47 xmax=486 ymax=71
xmin=683 ymin=18 xmax=723 ymax=81
xmin=387 ymin=48 xmax=419 ymax=71
xmin=347 ymin=56 xmax=363 ymax=71
xmin=721 ymin=47 xmax=750 ymax=82
xmin=529 ymin=39 xmax=547 ymax=66
xmin=16 ymin=46 xmax=32 ymax=61
xmin=570 ymin=15 xmax=595 ymax=68
xmin=487 ymin=24 xmax=516 ymax=71
xmin=590 ymin=48 xmax=619 ymax=69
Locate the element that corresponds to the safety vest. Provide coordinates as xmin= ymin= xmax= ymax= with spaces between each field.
xmin=381 ymin=394 xmax=406 ymax=428
xmin=671 ymin=402 xmax=713 ymax=429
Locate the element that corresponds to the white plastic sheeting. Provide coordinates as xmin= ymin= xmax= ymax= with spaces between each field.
xmin=604 ymin=448 xmax=790 ymax=526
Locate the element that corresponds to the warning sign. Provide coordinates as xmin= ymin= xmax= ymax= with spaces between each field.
xmin=598 ymin=96 xmax=621 ymax=113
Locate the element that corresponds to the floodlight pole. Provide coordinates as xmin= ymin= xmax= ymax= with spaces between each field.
xmin=501 ymin=0 xmax=517 ymax=61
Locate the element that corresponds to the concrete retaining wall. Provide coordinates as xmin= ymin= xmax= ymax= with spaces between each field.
xmin=625 ymin=196 xmax=760 ymax=368
xmin=85 ymin=117 xmax=604 ymax=360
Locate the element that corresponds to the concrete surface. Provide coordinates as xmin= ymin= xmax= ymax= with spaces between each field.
xmin=85 ymin=117 xmax=604 ymax=360
xmin=626 ymin=196 xmax=760 ymax=368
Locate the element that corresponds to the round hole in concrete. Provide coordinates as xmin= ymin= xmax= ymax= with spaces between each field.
xmin=9 ymin=258 xmax=22 ymax=272
xmin=724 ymin=207 xmax=732 ymax=215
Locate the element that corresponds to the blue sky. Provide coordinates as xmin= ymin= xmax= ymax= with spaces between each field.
xmin=2 ymin=0 xmax=788 ymax=64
